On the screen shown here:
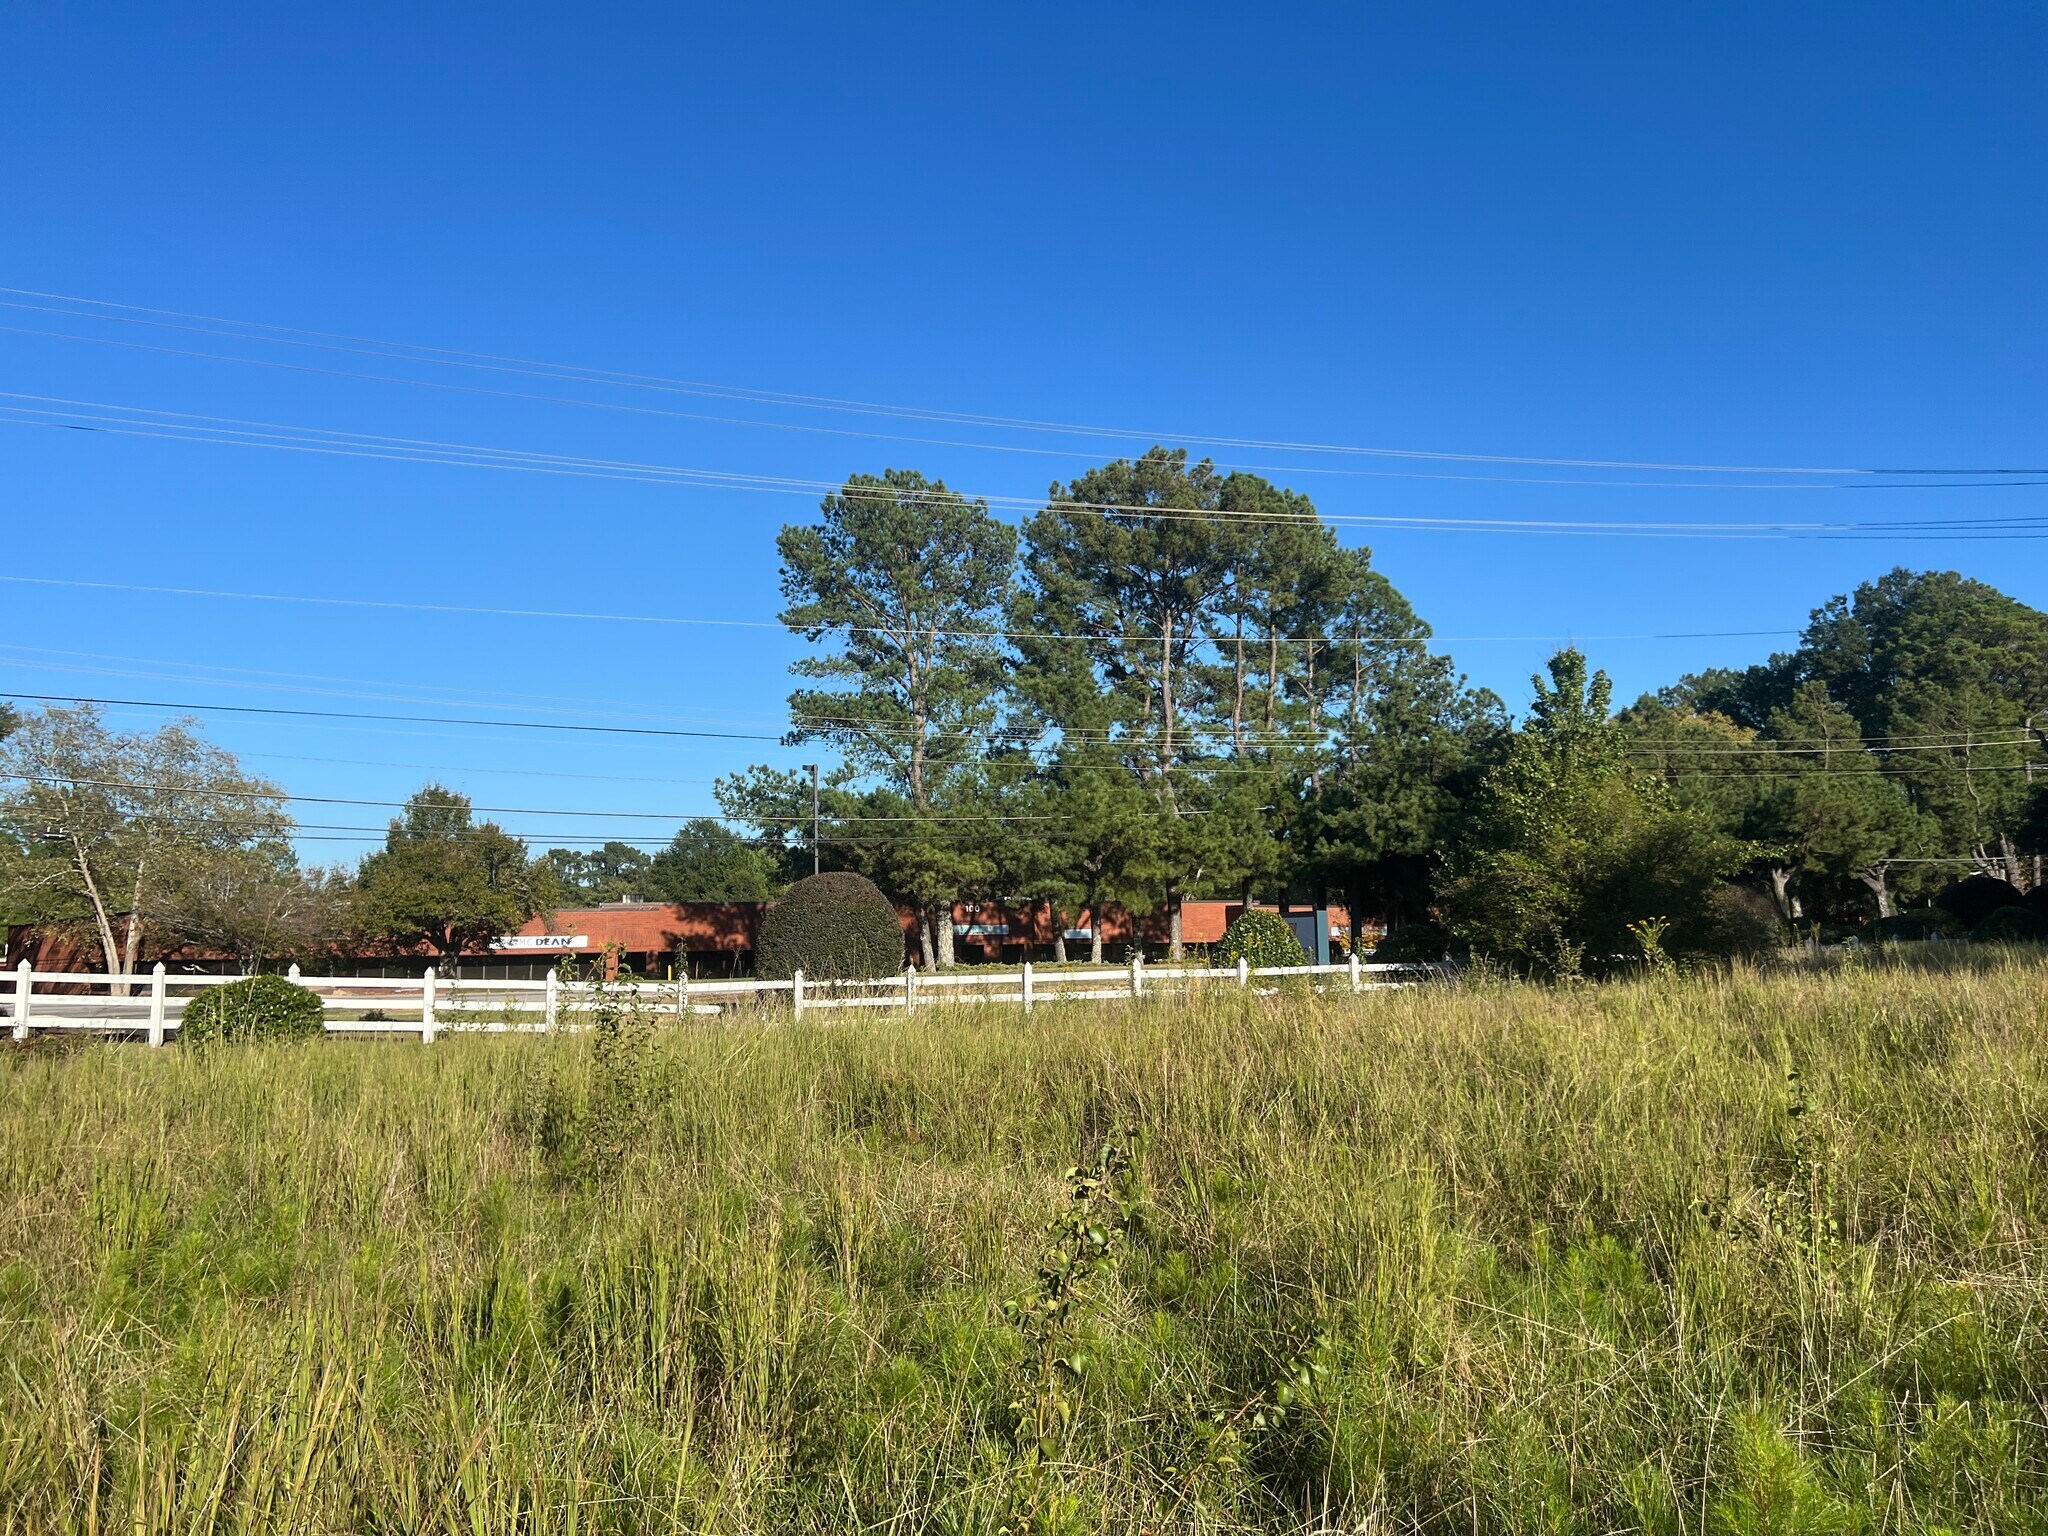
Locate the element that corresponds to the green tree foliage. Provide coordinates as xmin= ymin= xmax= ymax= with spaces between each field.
xmin=1631 ymin=684 xmax=1932 ymax=927
xmin=754 ymin=870 xmax=905 ymax=980
xmin=1214 ymin=908 xmax=1307 ymax=969
xmin=776 ymin=470 xmax=1016 ymax=967
xmin=1302 ymin=569 xmax=1504 ymax=926
xmin=544 ymin=842 xmax=654 ymax=905
xmin=1677 ymin=569 xmax=2048 ymax=888
xmin=1442 ymin=651 xmax=1753 ymax=973
xmin=353 ymin=785 xmax=555 ymax=963
xmin=0 ymin=704 xmax=302 ymax=976
xmin=645 ymin=819 xmax=782 ymax=903
xmin=177 ymin=972 xmax=325 ymax=1044
xmin=2019 ymin=778 xmax=2048 ymax=868
xmin=1013 ymin=452 xmax=1493 ymax=955
xmin=1014 ymin=451 xmax=1243 ymax=956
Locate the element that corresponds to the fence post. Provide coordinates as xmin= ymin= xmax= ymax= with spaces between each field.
xmin=1236 ymin=956 xmax=1249 ymax=989
xmin=421 ymin=966 xmax=437 ymax=1044
xmin=287 ymin=961 xmax=301 ymax=986
xmin=676 ymin=968 xmax=689 ymax=1022
xmin=1021 ymin=960 xmax=1034 ymax=1013
xmin=11 ymin=960 xmax=28 ymax=1042
xmin=1130 ymin=951 xmax=1143 ymax=999
xmin=147 ymin=962 xmax=167 ymax=1048
xmin=792 ymin=969 xmax=805 ymax=1020
xmin=543 ymin=968 xmax=559 ymax=1031
xmin=905 ymin=965 xmax=916 ymax=1014
xmin=1349 ymin=952 xmax=1362 ymax=993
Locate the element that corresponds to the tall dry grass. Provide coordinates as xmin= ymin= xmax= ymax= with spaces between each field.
xmin=1 ymin=951 xmax=2044 ymax=1532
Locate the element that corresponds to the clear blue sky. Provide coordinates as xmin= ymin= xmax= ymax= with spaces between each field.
xmin=4 ymin=4 xmax=2044 ymax=864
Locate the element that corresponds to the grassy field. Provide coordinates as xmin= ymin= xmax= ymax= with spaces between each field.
xmin=1 ymin=953 xmax=2044 ymax=1533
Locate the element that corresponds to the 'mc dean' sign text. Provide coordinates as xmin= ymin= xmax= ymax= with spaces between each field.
xmin=491 ymin=934 xmax=590 ymax=952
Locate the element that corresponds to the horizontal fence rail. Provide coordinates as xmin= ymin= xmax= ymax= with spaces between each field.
xmin=3 ymin=954 xmax=1442 ymax=1045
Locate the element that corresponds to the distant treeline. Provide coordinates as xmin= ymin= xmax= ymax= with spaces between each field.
xmin=4 ymin=451 xmax=2044 ymax=976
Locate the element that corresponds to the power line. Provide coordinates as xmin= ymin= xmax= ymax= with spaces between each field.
xmin=0 ymin=642 xmax=793 ymax=729
xmin=9 ymin=284 xmax=2046 ymax=477
xmin=11 ymin=320 xmax=1913 ymax=490
xmin=10 ymin=681 xmax=2039 ymax=769
xmin=0 ymin=691 xmax=783 ymax=743
xmin=0 ymin=569 xmax=1813 ymax=650
xmin=1632 ymin=736 xmax=2040 ymax=758
xmin=0 ymin=772 xmax=1055 ymax=822
xmin=6 ymin=641 xmax=2037 ymax=758
xmin=11 ymin=395 xmax=2048 ymax=543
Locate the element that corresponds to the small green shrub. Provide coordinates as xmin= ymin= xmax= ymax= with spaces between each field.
xmin=1214 ymin=909 xmax=1307 ymax=970
xmin=1868 ymin=908 xmax=1967 ymax=944
xmin=1373 ymin=920 xmax=1450 ymax=964
xmin=1695 ymin=882 xmax=1786 ymax=959
xmin=178 ymin=974 xmax=325 ymax=1045
xmin=1971 ymin=905 xmax=2048 ymax=943
xmin=755 ymin=871 xmax=906 ymax=980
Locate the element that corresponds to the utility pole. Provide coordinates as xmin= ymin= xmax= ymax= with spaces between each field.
xmin=804 ymin=763 xmax=820 ymax=875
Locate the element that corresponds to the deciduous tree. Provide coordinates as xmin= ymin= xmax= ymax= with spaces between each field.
xmin=0 ymin=705 xmax=296 ymax=983
xmin=353 ymin=785 xmax=555 ymax=964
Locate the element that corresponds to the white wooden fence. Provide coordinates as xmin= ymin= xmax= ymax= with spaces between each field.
xmin=2 ymin=954 xmax=1438 ymax=1046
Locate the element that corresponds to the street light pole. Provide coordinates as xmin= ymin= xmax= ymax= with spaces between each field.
xmin=804 ymin=763 xmax=820 ymax=875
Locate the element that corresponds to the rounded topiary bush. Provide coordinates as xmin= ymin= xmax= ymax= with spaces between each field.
xmin=1215 ymin=909 xmax=1308 ymax=970
xmin=178 ymin=974 xmax=326 ymax=1045
xmin=1695 ymin=883 xmax=1788 ymax=959
xmin=1933 ymin=874 xmax=2024 ymax=929
xmin=755 ymin=871 xmax=906 ymax=980
xmin=1868 ymin=908 xmax=1967 ymax=944
xmin=1972 ymin=905 xmax=2048 ymax=944
xmin=1373 ymin=920 xmax=1450 ymax=964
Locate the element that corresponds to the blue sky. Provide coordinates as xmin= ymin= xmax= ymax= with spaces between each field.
xmin=4 ymin=3 xmax=2044 ymax=864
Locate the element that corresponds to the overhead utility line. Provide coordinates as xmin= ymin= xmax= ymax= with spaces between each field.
xmin=0 ymin=573 xmax=1809 ymax=649
xmin=6 ymin=285 xmax=2044 ymax=477
xmin=7 ymin=399 xmax=2048 ymax=538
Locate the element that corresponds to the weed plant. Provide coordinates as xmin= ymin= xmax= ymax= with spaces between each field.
xmin=0 ymin=950 xmax=2044 ymax=1532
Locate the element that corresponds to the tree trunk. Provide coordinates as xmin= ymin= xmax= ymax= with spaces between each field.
xmin=1858 ymin=863 xmax=1894 ymax=919
xmin=1266 ymin=630 xmax=1280 ymax=735
xmin=1767 ymin=866 xmax=1796 ymax=927
xmin=936 ymin=904 xmax=956 ymax=970
xmin=1089 ymin=905 xmax=1104 ymax=965
xmin=1053 ymin=925 xmax=1068 ymax=964
xmin=118 ymin=861 xmax=147 ymax=996
xmin=1160 ymin=611 xmax=1175 ymax=779
xmin=1167 ymin=891 xmax=1183 ymax=962
xmin=1232 ymin=612 xmax=1246 ymax=758
xmin=1349 ymin=631 xmax=1362 ymax=766
xmin=918 ymin=913 xmax=936 ymax=971
xmin=70 ymin=836 xmax=124 ymax=984
xmin=1305 ymin=642 xmax=1322 ymax=795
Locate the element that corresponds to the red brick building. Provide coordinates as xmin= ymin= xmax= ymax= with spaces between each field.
xmin=8 ymin=898 xmax=1362 ymax=978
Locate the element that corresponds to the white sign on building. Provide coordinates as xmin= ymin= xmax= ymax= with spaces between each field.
xmin=491 ymin=934 xmax=589 ymax=952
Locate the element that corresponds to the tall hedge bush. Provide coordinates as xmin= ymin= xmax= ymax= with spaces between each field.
xmin=1934 ymin=874 xmax=2024 ymax=929
xmin=1214 ymin=909 xmax=1307 ymax=970
xmin=1868 ymin=908 xmax=1967 ymax=944
xmin=1972 ymin=905 xmax=2048 ymax=944
xmin=178 ymin=974 xmax=326 ymax=1045
xmin=755 ymin=871 xmax=906 ymax=980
